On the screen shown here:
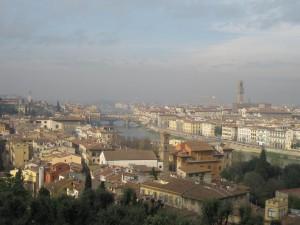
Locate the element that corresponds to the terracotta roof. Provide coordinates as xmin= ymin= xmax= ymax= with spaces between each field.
xmin=279 ymin=188 xmax=300 ymax=198
xmin=178 ymin=165 xmax=210 ymax=174
xmin=182 ymin=141 xmax=214 ymax=151
xmin=141 ymin=179 xmax=249 ymax=201
xmin=142 ymin=178 xmax=198 ymax=195
xmin=103 ymin=150 xmax=158 ymax=161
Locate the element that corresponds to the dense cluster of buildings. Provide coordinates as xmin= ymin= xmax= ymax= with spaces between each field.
xmin=1 ymin=90 xmax=300 ymax=224
xmin=131 ymin=99 xmax=300 ymax=150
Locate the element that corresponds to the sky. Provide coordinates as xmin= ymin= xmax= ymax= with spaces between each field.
xmin=1 ymin=0 xmax=300 ymax=105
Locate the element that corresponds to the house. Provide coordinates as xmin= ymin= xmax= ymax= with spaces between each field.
xmin=44 ymin=162 xmax=70 ymax=184
xmin=100 ymin=150 xmax=158 ymax=168
xmin=169 ymin=141 xmax=232 ymax=180
xmin=264 ymin=191 xmax=289 ymax=224
xmin=140 ymin=178 xmax=249 ymax=214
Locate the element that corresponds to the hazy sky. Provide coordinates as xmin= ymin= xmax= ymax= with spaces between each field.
xmin=1 ymin=0 xmax=300 ymax=104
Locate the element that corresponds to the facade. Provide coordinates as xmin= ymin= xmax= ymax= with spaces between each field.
xmin=256 ymin=128 xmax=269 ymax=146
xmin=157 ymin=114 xmax=177 ymax=128
xmin=267 ymin=129 xmax=286 ymax=149
xmin=52 ymin=117 xmax=86 ymax=134
xmin=100 ymin=150 xmax=158 ymax=168
xmin=140 ymin=178 xmax=249 ymax=214
xmin=237 ymin=126 xmax=252 ymax=143
xmin=183 ymin=119 xmax=202 ymax=134
xmin=44 ymin=163 xmax=70 ymax=184
xmin=201 ymin=122 xmax=215 ymax=137
xmin=264 ymin=192 xmax=288 ymax=224
xmin=222 ymin=125 xmax=238 ymax=141
xmin=159 ymin=132 xmax=170 ymax=171
xmin=169 ymin=141 xmax=232 ymax=180
xmin=51 ymin=154 xmax=82 ymax=165
xmin=10 ymin=142 xmax=30 ymax=168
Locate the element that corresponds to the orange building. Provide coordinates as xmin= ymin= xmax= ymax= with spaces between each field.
xmin=44 ymin=162 xmax=70 ymax=184
xmin=169 ymin=141 xmax=232 ymax=181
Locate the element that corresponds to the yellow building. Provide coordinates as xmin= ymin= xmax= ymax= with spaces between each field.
xmin=264 ymin=192 xmax=288 ymax=224
xmin=10 ymin=142 xmax=30 ymax=168
xmin=0 ymin=122 xmax=10 ymax=134
xmin=51 ymin=153 xmax=82 ymax=165
xmin=141 ymin=178 xmax=249 ymax=214
xmin=10 ymin=167 xmax=39 ymax=195
xmin=183 ymin=119 xmax=202 ymax=134
xmin=45 ymin=178 xmax=81 ymax=197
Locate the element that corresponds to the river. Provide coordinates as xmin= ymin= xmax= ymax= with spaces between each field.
xmin=112 ymin=121 xmax=160 ymax=140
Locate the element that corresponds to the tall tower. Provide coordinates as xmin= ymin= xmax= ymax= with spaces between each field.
xmin=27 ymin=91 xmax=32 ymax=103
xmin=159 ymin=132 xmax=170 ymax=172
xmin=237 ymin=81 xmax=244 ymax=104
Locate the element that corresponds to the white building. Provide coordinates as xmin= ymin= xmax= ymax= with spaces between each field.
xmin=99 ymin=150 xmax=158 ymax=168
xmin=222 ymin=125 xmax=237 ymax=141
xmin=237 ymin=126 xmax=251 ymax=143
xmin=256 ymin=128 xmax=269 ymax=146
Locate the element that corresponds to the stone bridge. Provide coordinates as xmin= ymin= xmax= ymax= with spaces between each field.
xmin=100 ymin=113 xmax=140 ymax=126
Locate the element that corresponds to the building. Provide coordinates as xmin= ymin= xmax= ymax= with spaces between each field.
xmin=157 ymin=114 xmax=177 ymax=128
xmin=44 ymin=162 xmax=70 ymax=184
xmin=99 ymin=150 xmax=158 ymax=168
xmin=140 ymin=178 xmax=249 ymax=214
xmin=51 ymin=153 xmax=82 ymax=165
xmin=10 ymin=142 xmax=30 ymax=168
xmin=169 ymin=141 xmax=232 ymax=180
xmin=264 ymin=191 xmax=289 ymax=224
xmin=159 ymin=132 xmax=170 ymax=171
xmin=222 ymin=125 xmax=238 ymax=141
xmin=237 ymin=80 xmax=244 ymax=104
xmin=182 ymin=119 xmax=202 ymax=134
xmin=52 ymin=116 xmax=86 ymax=134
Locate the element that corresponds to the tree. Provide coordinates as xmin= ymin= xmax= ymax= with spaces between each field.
xmin=13 ymin=167 xmax=28 ymax=196
xmin=84 ymin=173 xmax=92 ymax=191
xmin=151 ymin=167 xmax=158 ymax=180
xmin=121 ymin=188 xmax=137 ymax=206
xmin=270 ymin=220 xmax=282 ymax=225
xmin=38 ymin=187 xmax=50 ymax=198
xmin=255 ymin=149 xmax=270 ymax=180
xmin=239 ymin=204 xmax=263 ymax=225
xmin=56 ymin=101 xmax=61 ymax=112
xmin=200 ymin=199 xmax=233 ymax=225
xmin=281 ymin=164 xmax=300 ymax=188
xmin=25 ymin=104 xmax=28 ymax=115
xmin=214 ymin=126 xmax=222 ymax=137
xmin=0 ymin=152 xmax=5 ymax=172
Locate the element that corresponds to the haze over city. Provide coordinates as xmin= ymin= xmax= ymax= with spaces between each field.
xmin=1 ymin=0 xmax=300 ymax=104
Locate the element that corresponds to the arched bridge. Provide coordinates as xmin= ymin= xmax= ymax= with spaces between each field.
xmin=100 ymin=113 xmax=140 ymax=126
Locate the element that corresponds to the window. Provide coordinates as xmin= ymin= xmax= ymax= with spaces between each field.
xmin=159 ymin=193 xmax=163 ymax=200
xmin=191 ymin=199 xmax=195 ymax=205
xmin=169 ymin=196 xmax=173 ymax=205
xmin=268 ymin=208 xmax=275 ymax=218
xmin=164 ymin=195 xmax=168 ymax=203
xmin=175 ymin=197 xmax=181 ymax=206
xmin=153 ymin=192 xmax=157 ymax=199
xmin=141 ymin=189 xmax=145 ymax=195
xmin=208 ymin=165 xmax=211 ymax=169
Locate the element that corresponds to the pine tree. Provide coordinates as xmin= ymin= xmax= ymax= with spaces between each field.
xmin=255 ymin=149 xmax=270 ymax=180
xmin=56 ymin=101 xmax=61 ymax=112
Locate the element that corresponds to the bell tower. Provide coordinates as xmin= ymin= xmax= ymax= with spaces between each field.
xmin=159 ymin=132 xmax=170 ymax=172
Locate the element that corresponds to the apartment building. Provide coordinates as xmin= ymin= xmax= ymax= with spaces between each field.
xmin=222 ymin=125 xmax=238 ymax=141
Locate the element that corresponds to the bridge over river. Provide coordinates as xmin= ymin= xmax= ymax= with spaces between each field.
xmin=100 ymin=113 xmax=140 ymax=126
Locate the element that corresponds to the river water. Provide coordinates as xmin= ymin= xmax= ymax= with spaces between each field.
xmin=108 ymin=121 xmax=300 ymax=166
xmin=112 ymin=121 xmax=160 ymax=140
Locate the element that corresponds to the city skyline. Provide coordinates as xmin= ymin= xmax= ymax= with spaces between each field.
xmin=1 ymin=1 xmax=300 ymax=104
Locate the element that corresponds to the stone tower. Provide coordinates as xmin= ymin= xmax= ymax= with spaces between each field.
xmin=237 ymin=80 xmax=244 ymax=104
xmin=159 ymin=132 xmax=170 ymax=172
